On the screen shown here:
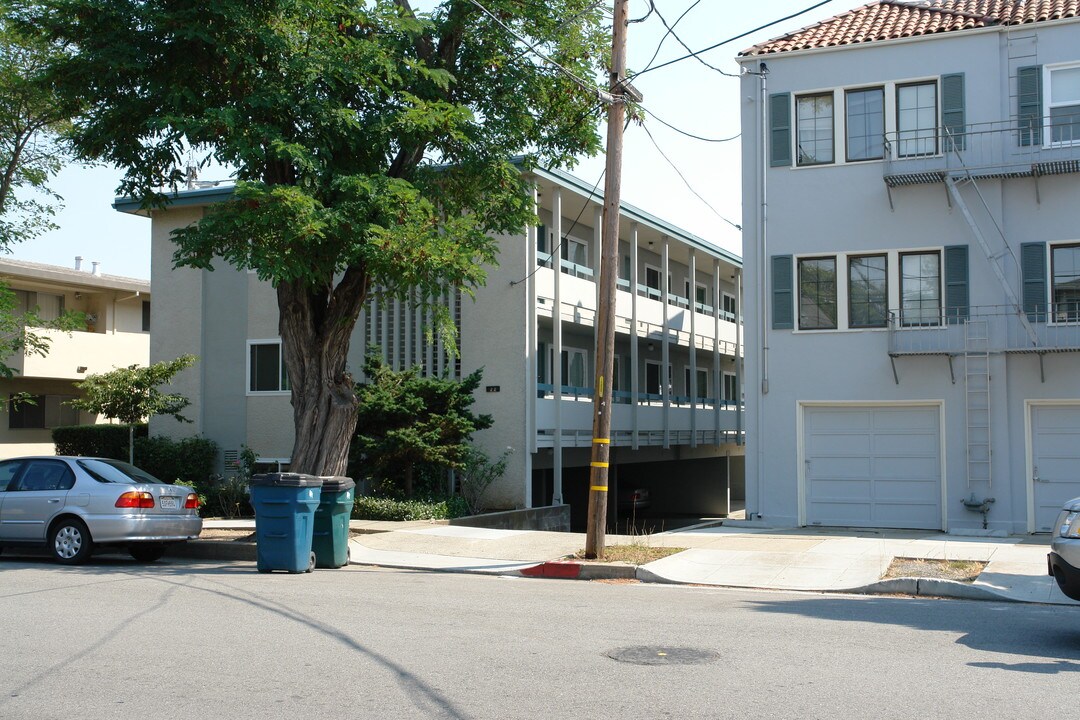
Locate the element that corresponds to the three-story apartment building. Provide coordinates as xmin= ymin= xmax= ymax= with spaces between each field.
xmin=739 ymin=0 xmax=1080 ymax=533
xmin=117 ymin=165 xmax=744 ymax=528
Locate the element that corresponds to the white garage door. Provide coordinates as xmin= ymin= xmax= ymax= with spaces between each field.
xmin=804 ymin=405 xmax=942 ymax=530
xmin=1031 ymin=404 xmax=1080 ymax=533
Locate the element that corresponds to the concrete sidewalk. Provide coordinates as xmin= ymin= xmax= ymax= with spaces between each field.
xmin=198 ymin=519 xmax=1079 ymax=605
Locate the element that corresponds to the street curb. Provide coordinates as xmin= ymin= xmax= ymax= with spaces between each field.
xmin=519 ymin=560 xmax=637 ymax=580
xmin=844 ymin=577 xmax=1021 ymax=602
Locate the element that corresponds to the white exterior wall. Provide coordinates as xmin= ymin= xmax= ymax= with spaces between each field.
xmin=739 ymin=19 xmax=1080 ymax=532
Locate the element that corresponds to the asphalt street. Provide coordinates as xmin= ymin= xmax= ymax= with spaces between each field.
xmin=1 ymin=554 xmax=1078 ymax=720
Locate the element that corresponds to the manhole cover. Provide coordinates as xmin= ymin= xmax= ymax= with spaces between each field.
xmin=605 ymin=646 xmax=719 ymax=666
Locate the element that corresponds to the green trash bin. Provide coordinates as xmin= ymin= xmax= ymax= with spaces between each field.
xmin=312 ymin=476 xmax=355 ymax=569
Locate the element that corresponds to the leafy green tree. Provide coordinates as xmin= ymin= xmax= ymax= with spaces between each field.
xmin=5 ymin=0 xmax=606 ymax=475
xmin=0 ymin=9 xmax=73 ymax=248
xmin=70 ymin=354 xmax=198 ymax=463
xmin=351 ymin=353 xmax=492 ymax=498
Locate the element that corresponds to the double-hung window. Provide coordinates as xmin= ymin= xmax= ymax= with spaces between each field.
xmin=644 ymin=265 xmax=662 ymax=300
xmin=900 ymin=252 xmax=941 ymax=326
xmin=897 ymin=81 xmax=938 ymax=157
xmin=846 ymin=87 xmax=885 ymax=161
xmin=249 ymin=340 xmax=290 ymax=393
xmin=796 ymin=93 xmax=834 ymax=166
xmin=848 ymin=255 xmax=888 ymax=328
xmin=1051 ymin=243 xmax=1080 ymax=322
xmin=798 ymin=257 xmax=838 ymax=330
xmin=1048 ymin=65 xmax=1080 ymax=144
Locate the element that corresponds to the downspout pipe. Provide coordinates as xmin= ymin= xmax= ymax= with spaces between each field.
xmin=756 ymin=61 xmax=769 ymax=520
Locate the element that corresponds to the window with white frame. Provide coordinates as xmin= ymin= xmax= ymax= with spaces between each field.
xmin=684 ymin=367 xmax=709 ymax=400
xmin=1051 ymin=243 xmax=1080 ymax=321
xmin=798 ymin=257 xmax=838 ymax=330
xmin=848 ymin=254 xmax=888 ymax=328
xmin=722 ymin=292 xmax=736 ymax=321
xmin=1048 ymin=65 xmax=1080 ymax=144
xmin=722 ymin=372 xmax=738 ymax=404
xmin=900 ymin=251 xmax=941 ymax=326
xmin=560 ymin=347 xmax=588 ymax=389
xmin=846 ymin=87 xmax=885 ymax=161
xmin=797 ymin=93 xmax=834 ymax=166
xmin=644 ymin=265 xmax=662 ymax=299
xmin=8 ymin=394 xmax=78 ymax=429
xmin=896 ymin=81 xmax=938 ymax=157
xmin=561 ymin=237 xmax=588 ymax=269
xmin=249 ymin=340 xmax=290 ymax=393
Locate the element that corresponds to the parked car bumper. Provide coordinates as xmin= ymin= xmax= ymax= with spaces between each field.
xmin=1048 ymin=551 xmax=1080 ymax=601
xmin=83 ymin=513 xmax=203 ymax=544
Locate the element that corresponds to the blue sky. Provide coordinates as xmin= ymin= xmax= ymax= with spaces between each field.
xmin=14 ymin=0 xmax=840 ymax=280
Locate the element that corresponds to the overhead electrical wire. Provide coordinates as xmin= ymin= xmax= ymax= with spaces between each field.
xmin=650 ymin=3 xmax=740 ymax=78
xmin=638 ymin=104 xmax=740 ymax=143
xmin=638 ymin=122 xmax=741 ymax=231
xmin=633 ymin=0 xmax=834 ymax=77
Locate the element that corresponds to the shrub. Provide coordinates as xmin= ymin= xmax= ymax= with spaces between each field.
xmin=352 ymin=495 xmax=468 ymax=521
xmin=133 ymin=435 xmax=218 ymax=487
xmin=458 ymin=446 xmax=511 ymax=516
xmin=52 ymin=424 xmax=148 ymax=459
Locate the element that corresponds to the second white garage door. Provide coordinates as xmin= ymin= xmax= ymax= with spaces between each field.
xmin=803 ymin=405 xmax=943 ymax=530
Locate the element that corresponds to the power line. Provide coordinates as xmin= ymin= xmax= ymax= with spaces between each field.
xmin=651 ymin=3 xmax=739 ymax=78
xmin=466 ymin=0 xmax=612 ymax=104
xmin=638 ymin=122 xmax=741 ymax=231
xmin=639 ymin=104 xmax=740 ymax=143
xmin=634 ymin=0 xmax=834 ymax=78
xmin=639 ymin=0 xmax=701 ymax=73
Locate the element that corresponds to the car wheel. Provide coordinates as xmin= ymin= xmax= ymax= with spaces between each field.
xmin=129 ymin=543 xmax=167 ymax=563
xmin=49 ymin=518 xmax=93 ymax=565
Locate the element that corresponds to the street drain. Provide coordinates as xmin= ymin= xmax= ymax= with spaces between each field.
xmin=605 ymin=646 xmax=719 ymax=666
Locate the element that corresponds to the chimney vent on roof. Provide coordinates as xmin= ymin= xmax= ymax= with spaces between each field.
xmin=91 ymin=261 xmax=100 ymax=276
xmin=75 ymin=256 xmax=83 ymax=271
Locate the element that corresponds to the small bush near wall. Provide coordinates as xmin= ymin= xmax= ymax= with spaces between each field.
xmin=353 ymin=495 xmax=468 ymax=521
xmin=52 ymin=424 xmax=148 ymax=459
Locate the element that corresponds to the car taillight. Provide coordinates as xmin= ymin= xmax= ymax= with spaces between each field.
xmin=185 ymin=493 xmax=199 ymax=509
xmin=115 ymin=491 xmax=155 ymax=509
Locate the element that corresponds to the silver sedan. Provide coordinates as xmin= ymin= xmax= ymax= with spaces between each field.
xmin=0 ymin=456 xmax=202 ymax=564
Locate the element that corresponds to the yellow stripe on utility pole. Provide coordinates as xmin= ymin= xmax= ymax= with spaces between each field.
xmin=592 ymin=438 xmax=610 ymax=444
xmin=590 ymin=486 xmax=608 ymax=492
xmin=590 ymin=462 xmax=609 ymax=468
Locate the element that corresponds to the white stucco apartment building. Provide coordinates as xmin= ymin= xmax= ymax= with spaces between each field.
xmin=117 ymin=165 xmax=744 ymax=529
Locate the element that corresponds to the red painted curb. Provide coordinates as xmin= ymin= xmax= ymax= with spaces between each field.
xmin=520 ymin=561 xmax=582 ymax=579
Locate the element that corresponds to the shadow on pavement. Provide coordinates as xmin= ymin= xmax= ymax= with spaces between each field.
xmin=748 ymin=594 xmax=1080 ymax=672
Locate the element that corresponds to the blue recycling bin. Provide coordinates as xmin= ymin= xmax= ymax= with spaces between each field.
xmin=248 ymin=473 xmax=322 ymax=573
xmin=312 ymin=476 xmax=355 ymax=568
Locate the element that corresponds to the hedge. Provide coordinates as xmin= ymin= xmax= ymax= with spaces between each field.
xmin=52 ymin=424 xmax=148 ymax=459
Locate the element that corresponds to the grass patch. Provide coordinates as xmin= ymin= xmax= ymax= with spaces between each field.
xmin=883 ymin=557 xmax=987 ymax=583
xmin=574 ymin=544 xmax=685 ymax=565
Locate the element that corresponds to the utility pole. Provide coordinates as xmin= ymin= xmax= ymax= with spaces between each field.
xmin=585 ymin=0 xmax=637 ymax=559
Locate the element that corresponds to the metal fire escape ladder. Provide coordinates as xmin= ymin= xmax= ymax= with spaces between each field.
xmin=964 ymin=318 xmax=992 ymax=488
xmin=943 ymin=174 xmax=1039 ymax=347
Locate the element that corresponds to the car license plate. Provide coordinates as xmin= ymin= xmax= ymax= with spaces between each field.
xmin=159 ymin=496 xmax=179 ymax=510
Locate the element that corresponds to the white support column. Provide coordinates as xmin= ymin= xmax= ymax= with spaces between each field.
xmin=735 ymin=267 xmax=743 ymax=445
xmin=689 ymin=248 xmax=697 ymax=449
xmin=661 ymin=236 xmax=671 ymax=449
xmin=414 ymin=299 xmax=422 ymax=371
xmin=527 ymin=184 xmax=539 ymax=458
xmin=392 ymin=297 xmax=402 ymax=370
xmin=436 ymin=289 xmax=445 ymax=376
xmin=713 ymin=259 xmax=722 ymax=446
xmin=593 ymin=206 xmax=603 ymax=353
xmin=630 ymin=223 xmax=640 ymax=450
xmin=426 ymin=298 xmax=435 ymax=376
xmin=552 ymin=187 xmax=564 ymax=506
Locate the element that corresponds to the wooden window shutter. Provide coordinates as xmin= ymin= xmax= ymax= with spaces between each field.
xmin=941 ymin=74 xmax=966 ymax=151
xmin=944 ymin=245 xmax=969 ymax=324
xmin=771 ymin=255 xmax=794 ymax=329
xmin=1017 ymin=66 xmax=1043 ymax=147
xmin=769 ymin=93 xmax=792 ymax=167
xmin=1021 ymin=242 xmax=1047 ymax=321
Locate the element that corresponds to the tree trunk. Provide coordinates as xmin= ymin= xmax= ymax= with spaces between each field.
xmin=278 ymin=267 xmax=369 ymax=476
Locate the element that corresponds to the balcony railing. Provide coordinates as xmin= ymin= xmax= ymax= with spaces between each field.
xmin=883 ymin=116 xmax=1080 ymax=187
xmin=887 ymin=305 xmax=1080 ymax=355
xmin=536 ymin=382 xmax=739 ymax=409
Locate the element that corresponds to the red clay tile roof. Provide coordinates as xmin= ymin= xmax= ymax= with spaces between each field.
xmin=741 ymin=0 xmax=1080 ymax=56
